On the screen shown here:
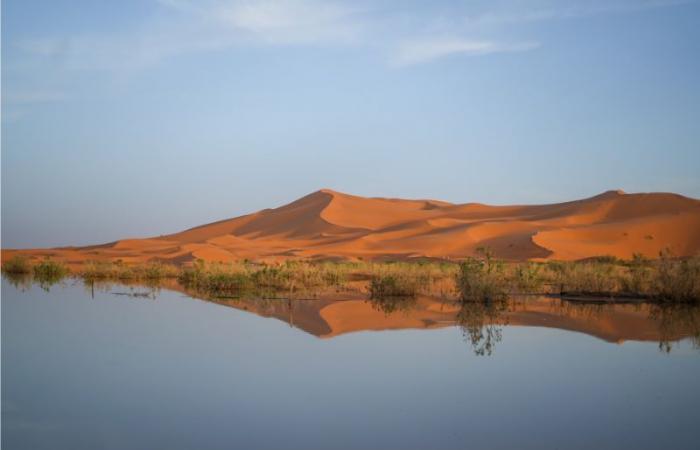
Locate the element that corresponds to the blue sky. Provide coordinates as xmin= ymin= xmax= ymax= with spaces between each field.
xmin=2 ymin=0 xmax=700 ymax=248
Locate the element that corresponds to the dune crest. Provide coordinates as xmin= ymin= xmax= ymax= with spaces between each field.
xmin=4 ymin=189 xmax=700 ymax=265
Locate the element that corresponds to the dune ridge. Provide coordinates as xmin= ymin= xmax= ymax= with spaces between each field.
xmin=4 ymin=189 xmax=700 ymax=265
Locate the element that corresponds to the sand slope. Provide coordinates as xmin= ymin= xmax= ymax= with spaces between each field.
xmin=4 ymin=189 xmax=700 ymax=265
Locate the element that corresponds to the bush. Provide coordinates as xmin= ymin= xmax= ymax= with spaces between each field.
xmin=179 ymin=260 xmax=253 ymax=295
xmin=33 ymin=259 xmax=69 ymax=283
xmin=512 ymin=262 xmax=544 ymax=293
xmin=2 ymin=255 xmax=32 ymax=274
xmin=654 ymin=253 xmax=700 ymax=303
xmin=139 ymin=262 xmax=180 ymax=279
xmin=81 ymin=260 xmax=179 ymax=280
xmin=548 ymin=261 xmax=620 ymax=296
xmin=456 ymin=248 xmax=507 ymax=301
xmin=367 ymin=261 xmax=456 ymax=294
xmin=621 ymin=253 xmax=652 ymax=294
xmin=586 ymin=255 xmax=621 ymax=264
xmin=369 ymin=275 xmax=418 ymax=298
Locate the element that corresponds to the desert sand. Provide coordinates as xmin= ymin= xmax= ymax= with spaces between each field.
xmin=3 ymin=189 xmax=700 ymax=266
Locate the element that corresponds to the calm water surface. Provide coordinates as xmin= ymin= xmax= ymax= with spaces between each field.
xmin=2 ymin=278 xmax=700 ymax=450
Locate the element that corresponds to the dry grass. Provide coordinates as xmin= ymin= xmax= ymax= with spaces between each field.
xmin=456 ymin=248 xmax=508 ymax=302
xmin=3 ymin=250 xmax=699 ymax=303
xmin=1 ymin=255 xmax=33 ymax=274
xmin=80 ymin=260 xmax=179 ymax=280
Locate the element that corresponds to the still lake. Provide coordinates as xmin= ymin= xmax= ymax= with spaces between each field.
xmin=2 ymin=278 xmax=700 ymax=450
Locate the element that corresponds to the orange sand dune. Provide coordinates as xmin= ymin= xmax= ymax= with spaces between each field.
xmin=3 ymin=189 xmax=700 ymax=265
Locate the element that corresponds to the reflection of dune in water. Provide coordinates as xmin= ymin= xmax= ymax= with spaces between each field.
xmin=162 ymin=278 xmax=700 ymax=347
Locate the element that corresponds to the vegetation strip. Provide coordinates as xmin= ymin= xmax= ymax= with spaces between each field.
xmin=2 ymin=249 xmax=699 ymax=303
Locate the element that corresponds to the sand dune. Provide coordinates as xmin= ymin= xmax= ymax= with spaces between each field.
xmin=4 ymin=189 xmax=700 ymax=265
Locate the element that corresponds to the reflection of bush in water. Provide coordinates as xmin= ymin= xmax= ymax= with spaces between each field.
xmin=554 ymin=300 xmax=604 ymax=319
xmin=368 ymin=295 xmax=418 ymax=315
xmin=2 ymin=257 xmax=70 ymax=291
xmin=457 ymin=299 xmax=509 ymax=356
xmin=1 ymin=260 xmax=69 ymax=292
xmin=81 ymin=279 xmax=162 ymax=299
xmin=649 ymin=304 xmax=700 ymax=353
xmin=32 ymin=259 xmax=69 ymax=291
xmin=2 ymin=271 xmax=34 ymax=291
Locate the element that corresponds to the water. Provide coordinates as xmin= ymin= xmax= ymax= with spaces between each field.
xmin=2 ymin=278 xmax=699 ymax=450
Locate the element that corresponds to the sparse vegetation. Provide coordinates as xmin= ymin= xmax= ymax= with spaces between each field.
xmin=456 ymin=248 xmax=508 ymax=302
xmin=654 ymin=251 xmax=700 ymax=303
xmin=32 ymin=259 xmax=70 ymax=289
xmin=549 ymin=260 xmax=621 ymax=297
xmin=543 ymin=251 xmax=700 ymax=303
xmin=368 ymin=260 xmax=457 ymax=299
xmin=369 ymin=275 xmax=418 ymax=298
xmin=178 ymin=260 xmax=355 ymax=297
xmin=3 ymin=249 xmax=699 ymax=303
xmin=1 ymin=255 xmax=32 ymax=274
xmin=622 ymin=253 xmax=652 ymax=294
xmin=512 ymin=262 xmax=544 ymax=293
xmin=81 ymin=260 xmax=179 ymax=281
xmin=32 ymin=258 xmax=69 ymax=279
xmin=179 ymin=260 xmax=252 ymax=295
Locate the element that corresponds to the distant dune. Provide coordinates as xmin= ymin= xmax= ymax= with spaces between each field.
xmin=4 ymin=189 xmax=700 ymax=265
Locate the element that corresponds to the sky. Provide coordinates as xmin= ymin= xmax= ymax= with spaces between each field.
xmin=2 ymin=0 xmax=700 ymax=248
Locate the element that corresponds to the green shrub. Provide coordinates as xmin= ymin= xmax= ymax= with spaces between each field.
xmin=654 ymin=252 xmax=700 ymax=303
xmin=33 ymin=259 xmax=69 ymax=284
xmin=513 ymin=262 xmax=544 ymax=293
xmin=2 ymin=255 xmax=32 ymax=274
xmin=369 ymin=275 xmax=418 ymax=298
xmin=621 ymin=253 xmax=652 ymax=294
xmin=81 ymin=260 xmax=179 ymax=280
xmin=139 ymin=262 xmax=179 ymax=279
xmin=456 ymin=249 xmax=507 ymax=301
xmin=586 ymin=255 xmax=621 ymax=264
xmin=179 ymin=260 xmax=253 ymax=294
xmin=547 ymin=261 xmax=620 ymax=295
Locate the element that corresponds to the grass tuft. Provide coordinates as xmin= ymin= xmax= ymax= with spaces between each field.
xmin=2 ymin=255 xmax=32 ymax=274
xmin=3 ymin=249 xmax=698 ymax=303
xmin=456 ymin=248 xmax=508 ymax=302
xmin=369 ymin=275 xmax=418 ymax=298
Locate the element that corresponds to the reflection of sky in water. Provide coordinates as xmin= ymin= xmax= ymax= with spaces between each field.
xmin=3 ymin=279 xmax=700 ymax=450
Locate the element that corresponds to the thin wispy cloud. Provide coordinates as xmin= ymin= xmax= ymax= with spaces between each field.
xmin=158 ymin=0 xmax=364 ymax=45
xmin=215 ymin=0 xmax=362 ymax=44
xmin=392 ymin=38 xmax=539 ymax=67
xmin=15 ymin=0 xmax=364 ymax=71
xmin=467 ymin=0 xmax=694 ymax=26
xmin=8 ymin=0 xmax=693 ymax=74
